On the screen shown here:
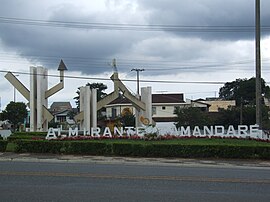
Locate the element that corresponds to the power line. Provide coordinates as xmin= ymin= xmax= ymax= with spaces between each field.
xmin=0 ymin=16 xmax=270 ymax=32
xmin=0 ymin=69 xmax=226 ymax=85
xmin=0 ymin=51 xmax=269 ymax=72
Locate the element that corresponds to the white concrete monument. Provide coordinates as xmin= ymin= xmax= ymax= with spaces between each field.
xmin=75 ymin=86 xmax=97 ymax=133
xmin=5 ymin=60 xmax=67 ymax=132
xmin=75 ymin=59 xmax=152 ymax=128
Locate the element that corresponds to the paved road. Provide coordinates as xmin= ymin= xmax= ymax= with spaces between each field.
xmin=0 ymin=153 xmax=270 ymax=202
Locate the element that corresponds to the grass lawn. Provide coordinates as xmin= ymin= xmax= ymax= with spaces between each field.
xmin=5 ymin=142 xmax=16 ymax=152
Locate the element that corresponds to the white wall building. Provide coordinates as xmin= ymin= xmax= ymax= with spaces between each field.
xmin=105 ymin=94 xmax=209 ymax=123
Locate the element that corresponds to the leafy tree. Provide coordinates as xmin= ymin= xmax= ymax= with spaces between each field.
xmin=214 ymin=105 xmax=270 ymax=129
xmin=219 ymin=77 xmax=270 ymax=106
xmin=0 ymin=102 xmax=28 ymax=131
xmin=174 ymin=107 xmax=212 ymax=128
xmin=214 ymin=107 xmax=240 ymax=128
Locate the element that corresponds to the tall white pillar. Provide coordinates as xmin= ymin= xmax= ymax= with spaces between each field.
xmin=30 ymin=67 xmax=37 ymax=132
xmin=84 ymin=86 xmax=91 ymax=133
xmin=141 ymin=86 xmax=152 ymax=125
xmin=79 ymin=86 xmax=85 ymax=131
xmin=36 ymin=67 xmax=48 ymax=131
xmin=91 ymin=88 xmax=97 ymax=128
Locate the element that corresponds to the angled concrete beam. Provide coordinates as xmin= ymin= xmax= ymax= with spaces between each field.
xmin=110 ymin=72 xmax=145 ymax=110
xmin=97 ymin=91 xmax=119 ymax=111
xmin=117 ymin=81 xmax=146 ymax=111
xmin=5 ymin=72 xmax=30 ymax=101
xmin=74 ymin=111 xmax=84 ymax=122
xmin=45 ymin=82 xmax=64 ymax=98
xmin=42 ymin=106 xmax=54 ymax=122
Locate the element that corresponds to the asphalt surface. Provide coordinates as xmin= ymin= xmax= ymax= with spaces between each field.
xmin=1 ymin=153 xmax=270 ymax=202
xmin=1 ymin=152 xmax=270 ymax=169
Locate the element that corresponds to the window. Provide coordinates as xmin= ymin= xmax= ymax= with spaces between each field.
xmin=162 ymin=106 xmax=166 ymax=110
xmin=112 ymin=108 xmax=117 ymax=118
xmin=57 ymin=116 xmax=66 ymax=123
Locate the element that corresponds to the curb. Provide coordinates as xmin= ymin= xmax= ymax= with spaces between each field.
xmin=1 ymin=152 xmax=270 ymax=169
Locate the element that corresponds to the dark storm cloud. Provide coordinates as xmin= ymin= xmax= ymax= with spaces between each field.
xmin=137 ymin=0 xmax=270 ymax=40
xmin=0 ymin=1 xmax=143 ymax=74
xmin=0 ymin=0 xmax=269 ymax=76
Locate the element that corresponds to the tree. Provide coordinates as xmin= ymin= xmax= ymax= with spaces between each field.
xmin=174 ymin=107 xmax=212 ymax=128
xmin=0 ymin=102 xmax=28 ymax=131
xmin=213 ymin=105 xmax=270 ymax=129
xmin=214 ymin=107 xmax=240 ymax=128
xmin=219 ymin=77 xmax=270 ymax=106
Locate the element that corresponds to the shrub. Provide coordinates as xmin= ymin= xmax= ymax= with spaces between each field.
xmin=111 ymin=142 xmax=134 ymax=156
xmin=63 ymin=141 xmax=111 ymax=155
xmin=12 ymin=139 xmax=270 ymax=160
xmin=15 ymin=140 xmax=63 ymax=154
xmin=0 ymin=140 xmax=8 ymax=152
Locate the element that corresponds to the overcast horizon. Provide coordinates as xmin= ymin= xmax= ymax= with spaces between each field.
xmin=0 ymin=0 xmax=270 ymax=110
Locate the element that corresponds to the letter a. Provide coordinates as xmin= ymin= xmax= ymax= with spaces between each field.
xmin=46 ymin=128 xmax=57 ymax=140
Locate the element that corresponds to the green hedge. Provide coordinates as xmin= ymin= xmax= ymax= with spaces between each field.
xmin=13 ymin=139 xmax=270 ymax=159
xmin=0 ymin=140 xmax=8 ymax=152
xmin=15 ymin=140 xmax=63 ymax=154
xmin=62 ymin=141 xmax=111 ymax=155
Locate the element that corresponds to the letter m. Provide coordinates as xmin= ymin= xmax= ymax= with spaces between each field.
xmin=179 ymin=126 xmax=191 ymax=136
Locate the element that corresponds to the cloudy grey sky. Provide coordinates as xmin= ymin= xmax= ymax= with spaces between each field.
xmin=0 ymin=0 xmax=270 ymax=109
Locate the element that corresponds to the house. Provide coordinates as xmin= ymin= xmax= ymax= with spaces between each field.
xmin=196 ymin=98 xmax=236 ymax=112
xmin=105 ymin=93 xmax=210 ymax=123
xmin=50 ymin=102 xmax=72 ymax=113
xmin=50 ymin=102 xmax=76 ymax=124
xmin=151 ymin=94 xmax=186 ymax=122
xmin=186 ymin=99 xmax=211 ymax=112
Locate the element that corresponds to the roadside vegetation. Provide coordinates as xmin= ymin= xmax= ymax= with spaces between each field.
xmin=0 ymin=132 xmax=269 ymax=160
xmin=1 ymin=78 xmax=270 ymax=159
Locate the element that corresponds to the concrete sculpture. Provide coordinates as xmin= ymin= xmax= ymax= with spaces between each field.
xmin=75 ymin=59 xmax=153 ymax=129
xmin=5 ymin=60 xmax=67 ymax=132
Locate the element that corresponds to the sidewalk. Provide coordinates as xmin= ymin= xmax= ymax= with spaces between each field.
xmin=0 ymin=152 xmax=270 ymax=169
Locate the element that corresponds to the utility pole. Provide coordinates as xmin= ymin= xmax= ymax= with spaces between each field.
xmin=255 ymin=0 xmax=262 ymax=128
xmin=240 ymin=97 xmax=243 ymax=125
xmin=131 ymin=68 xmax=144 ymax=96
